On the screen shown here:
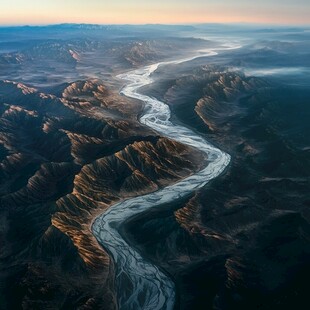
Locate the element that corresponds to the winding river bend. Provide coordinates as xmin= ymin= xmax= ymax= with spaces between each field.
xmin=92 ymin=45 xmax=239 ymax=310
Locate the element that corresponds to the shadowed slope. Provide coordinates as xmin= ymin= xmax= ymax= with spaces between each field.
xmin=124 ymin=65 xmax=310 ymax=309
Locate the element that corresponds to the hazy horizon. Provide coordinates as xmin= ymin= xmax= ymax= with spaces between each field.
xmin=1 ymin=0 xmax=309 ymax=25
xmin=0 ymin=22 xmax=309 ymax=28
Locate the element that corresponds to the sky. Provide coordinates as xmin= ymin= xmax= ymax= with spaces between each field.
xmin=1 ymin=0 xmax=309 ymax=25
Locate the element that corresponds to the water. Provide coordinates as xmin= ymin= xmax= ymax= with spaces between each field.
xmin=92 ymin=44 xmax=240 ymax=310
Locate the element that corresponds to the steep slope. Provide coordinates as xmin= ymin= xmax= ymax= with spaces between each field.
xmin=0 ymin=78 xmax=204 ymax=309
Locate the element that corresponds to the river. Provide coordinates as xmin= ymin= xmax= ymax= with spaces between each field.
xmin=92 ymin=44 xmax=240 ymax=310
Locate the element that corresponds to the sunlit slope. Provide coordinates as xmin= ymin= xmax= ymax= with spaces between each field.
xmin=0 ymin=78 xmax=203 ymax=309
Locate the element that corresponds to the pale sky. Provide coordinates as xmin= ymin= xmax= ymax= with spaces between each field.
xmin=1 ymin=0 xmax=309 ymax=25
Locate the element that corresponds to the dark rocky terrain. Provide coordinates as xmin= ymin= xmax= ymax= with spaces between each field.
xmin=125 ymin=63 xmax=310 ymax=309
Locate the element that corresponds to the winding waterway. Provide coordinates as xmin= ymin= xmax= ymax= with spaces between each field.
xmin=92 ymin=44 xmax=239 ymax=310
